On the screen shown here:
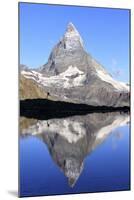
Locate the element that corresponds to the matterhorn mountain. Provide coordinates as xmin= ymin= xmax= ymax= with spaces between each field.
xmin=20 ymin=112 xmax=129 ymax=187
xmin=21 ymin=22 xmax=129 ymax=107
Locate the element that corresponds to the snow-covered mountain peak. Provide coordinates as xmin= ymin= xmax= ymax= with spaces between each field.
xmin=63 ymin=22 xmax=83 ymax=49
xmin=66 ymin=22 xmax=76 ymax=31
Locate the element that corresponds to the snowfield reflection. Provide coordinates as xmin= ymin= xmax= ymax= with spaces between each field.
xmin=20 ymin=112 xmax=129 ymax=187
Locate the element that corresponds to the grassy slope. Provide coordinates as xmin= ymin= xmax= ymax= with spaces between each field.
xmin=20 ymin=75 xmax=49 ymax=99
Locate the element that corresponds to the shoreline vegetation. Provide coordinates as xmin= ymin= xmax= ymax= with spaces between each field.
xmin=20 ymin=98 xmax=130 ymax=120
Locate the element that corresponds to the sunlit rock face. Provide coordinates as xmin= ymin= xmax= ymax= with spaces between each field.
xmin=40 ymin=22 xmax=85 ymax=76
xmin=20 ymin=112 xmax=129 ymax=187
xmin=21 ymin=22 xmax=129 ymax=107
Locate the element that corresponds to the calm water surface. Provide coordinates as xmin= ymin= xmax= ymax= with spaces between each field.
xmin=19 ymin=112 xmax=130 ymax=197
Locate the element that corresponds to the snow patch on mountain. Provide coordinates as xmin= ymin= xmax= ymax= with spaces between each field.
xmin=96 ymin=69 xmax=129 ymax=91
xmin=61 ymin=65 xmax=83 ymax=76
xmin=21 ymin=65 xmax=87 ymax=88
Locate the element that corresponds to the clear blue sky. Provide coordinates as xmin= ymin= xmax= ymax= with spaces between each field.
xmin=19 ymin=3 xmax=130 ymax=83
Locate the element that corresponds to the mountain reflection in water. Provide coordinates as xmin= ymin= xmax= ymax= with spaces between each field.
xmin=20 ymin=112 xmax=129 ymax=188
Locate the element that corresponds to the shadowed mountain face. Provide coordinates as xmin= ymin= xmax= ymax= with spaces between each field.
xmin=20 ymin=98 xmax=129 ymax=120
xmin=20 ymin=22 xmax=129 ymax=107
xmin=20 ymin=112 xmax=129 ymax=187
